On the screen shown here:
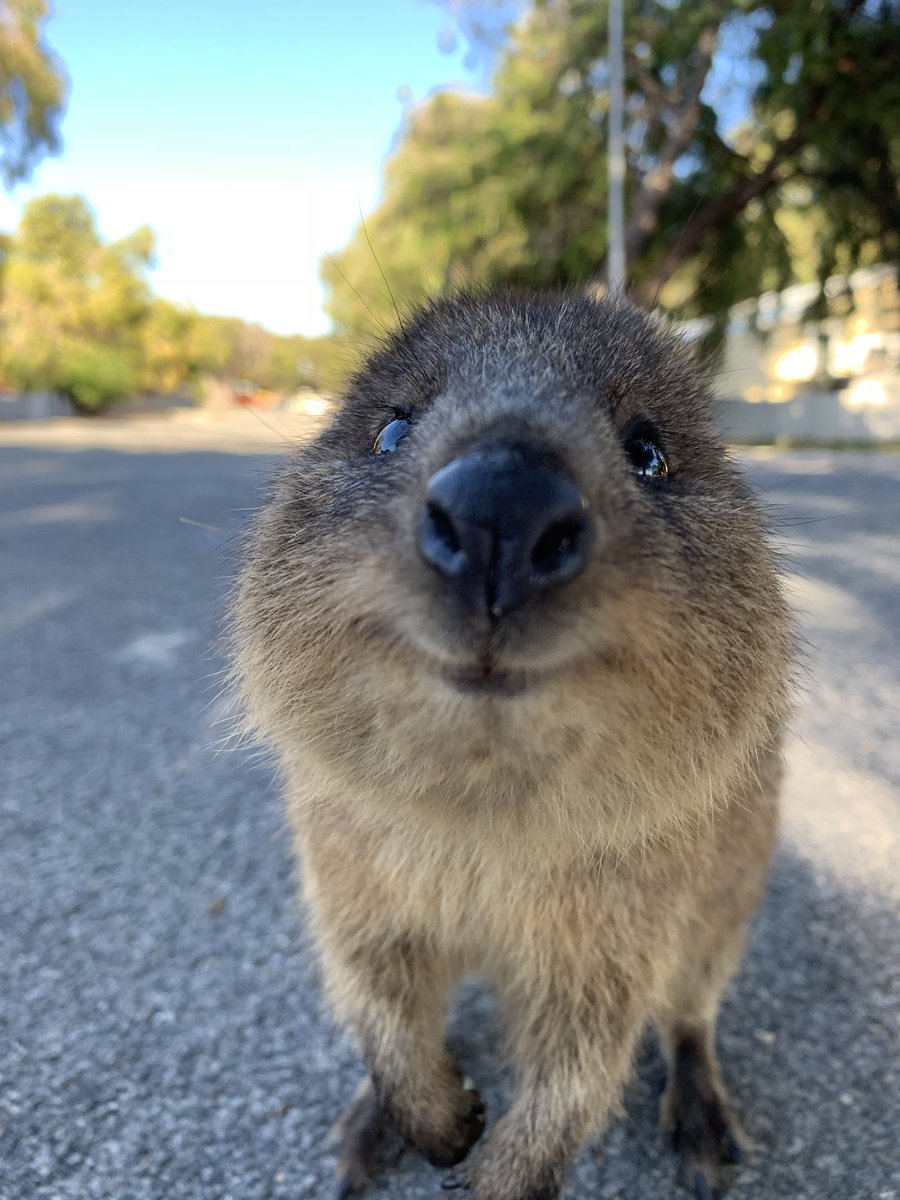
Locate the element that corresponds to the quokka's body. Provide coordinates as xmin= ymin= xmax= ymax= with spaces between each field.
xmin=232 ymin=293 xmax=792 ymax=1200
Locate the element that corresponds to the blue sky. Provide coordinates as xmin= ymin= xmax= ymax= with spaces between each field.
xmin=0 ymin=1 xmax=481 ymax=335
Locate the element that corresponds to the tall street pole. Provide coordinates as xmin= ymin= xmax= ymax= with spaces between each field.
xmin=608 ymin=0 xmax=626 ymax=292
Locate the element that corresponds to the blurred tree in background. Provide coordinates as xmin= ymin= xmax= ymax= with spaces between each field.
xmin=0 ymin=9 xmax=349 ymax=411
xmin=5 ymin=0 xmax=897 ymax=407
xmin=325 ymin=0 xmax=900 ymax=334
xmin=0 ymin=0 xmax=67 ymax=185
xmin=0 ymin=195 xmax=348 ymax=409
xmin=0 ymin=195 xmax=152 ymax=410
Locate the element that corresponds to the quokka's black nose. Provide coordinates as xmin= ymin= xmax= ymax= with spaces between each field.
xmin=419 ymin=443 xmax=592 ymax=622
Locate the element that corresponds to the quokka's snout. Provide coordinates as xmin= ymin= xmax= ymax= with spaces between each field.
xmin=232 ymin=291 xmax=793 ymax=1200
xmin=419 ymin=439 xmax=593 ymax=628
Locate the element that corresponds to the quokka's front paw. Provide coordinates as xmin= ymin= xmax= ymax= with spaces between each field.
xmin=410 ymin=1081 xmax=486 ymax=1168
xmin=438 ymin=1137 xmax=565 ymax=1200
xmin=373 ymin=1060 xmax=486 ymax=1170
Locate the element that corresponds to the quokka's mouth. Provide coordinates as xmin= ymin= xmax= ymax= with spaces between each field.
xmin=439 ymin=656 xmax=531 ymax=697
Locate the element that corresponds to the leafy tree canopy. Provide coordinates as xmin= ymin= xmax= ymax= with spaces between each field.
xmin=0 ymin=194 xmax=350 ymax=408
xmin=325 ymin=0 xmax=900 ymax=333
xmin=0 ymin=0 xmax=67 ymax=186
xmin=0 ymin=194 xmax=153 ymax=408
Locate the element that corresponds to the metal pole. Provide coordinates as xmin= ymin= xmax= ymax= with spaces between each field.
xmin=608 ymin=0 xmax=626 ymax=291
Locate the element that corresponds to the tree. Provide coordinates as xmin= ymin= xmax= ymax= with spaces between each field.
xmin=325 ymin=0 xmax=900 ymax=331
xmin=0 ymin=0 xmax=67 ymax=186
xmin=0 ymin=194 xmax=152 ymax=409
xmin=322 ymin=90 xmax=531 ymax=335
xmin=185 ymin=314 xmax=352 ymax=393
xmin=0 ymin=194 xmax=355 ymax=406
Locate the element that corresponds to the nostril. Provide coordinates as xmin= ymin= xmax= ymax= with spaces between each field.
xmin=426 ymin=501 xmax=461 ymax=557
xmin=420 ymin=500 xmax=466 ymax=578
xmin=530 ymin=514 xmax=589 ymax=582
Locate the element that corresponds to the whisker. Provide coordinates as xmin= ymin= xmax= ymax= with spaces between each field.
xmin=359 ymin=206 xmax=404 ymax=332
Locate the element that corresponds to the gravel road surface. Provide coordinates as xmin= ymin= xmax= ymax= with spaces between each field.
xmin=1 ymin=417 xmax=897 ymax=1200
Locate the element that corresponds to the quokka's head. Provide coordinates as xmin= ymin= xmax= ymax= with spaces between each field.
xmin=234 ymin=293 xmax=791 ymax=824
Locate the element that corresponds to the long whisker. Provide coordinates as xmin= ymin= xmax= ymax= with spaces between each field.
xmin=324 ymin=250 xmax=389 ymax=337
xmin=360 ymin=205 xmax=404 ymax=331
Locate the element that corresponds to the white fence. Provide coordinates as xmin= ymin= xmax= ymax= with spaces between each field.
xmin=719 ymin=380 xmax=900 ymax=444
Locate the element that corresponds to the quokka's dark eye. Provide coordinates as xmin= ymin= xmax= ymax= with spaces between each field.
xmin=372 ymin=417 xmax=412 ymax=455
xmin=624 ymin=425 xmax=668 ymax=480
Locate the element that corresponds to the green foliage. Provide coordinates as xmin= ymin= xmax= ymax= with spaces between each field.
xmin=322 ymin=91 xmax=528 ymax=334
xmin=0 ymin=194 xmax=154 ymax=407
xmin=59 ymin=344 xmax=140 ymax=413
xmin=0 ymin=0 xmax=68 ymax=185
xmin=0 ymin=193 xmax=351 ymax=407
xmin=181 ymin=314 xmax=352 ymax=394
xmin=325 ymin=0 xmax=900 ymax=331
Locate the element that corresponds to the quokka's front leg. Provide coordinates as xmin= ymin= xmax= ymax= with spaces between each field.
xmin=302 ymin=841 xmax=485 ymax=1193
xmin=440 ymin=966 xmax=648 ymax=1200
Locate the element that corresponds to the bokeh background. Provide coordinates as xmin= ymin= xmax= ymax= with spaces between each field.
xmin=1 ymin=0 xmax=899 ymax=427
xmin=1 ymin=3 xmax=898 ymax=1199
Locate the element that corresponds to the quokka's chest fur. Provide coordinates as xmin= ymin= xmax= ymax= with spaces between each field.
xmin=293 ymin=772 xmax=767 ymax=993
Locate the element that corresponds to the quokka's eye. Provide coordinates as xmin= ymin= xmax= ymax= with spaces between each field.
xmin=372 ymin=417 xmax=412 ymax=455
xmin=624 ymin=425 xmax=668 ymax=480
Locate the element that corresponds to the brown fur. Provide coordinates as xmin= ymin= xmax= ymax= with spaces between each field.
xmin=231 ymin=293 xmax=793 ymax=1199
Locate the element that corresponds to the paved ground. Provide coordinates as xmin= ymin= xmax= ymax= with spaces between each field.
xmin=1 ymin=416 xmax=898 ymax=1200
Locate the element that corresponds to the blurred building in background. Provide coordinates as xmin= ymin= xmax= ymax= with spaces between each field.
xmin=703 ymin=264 xmax=900 ymax=443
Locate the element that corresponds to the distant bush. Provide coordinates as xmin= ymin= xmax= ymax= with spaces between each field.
xmin=58 ymin=345 xmax=141 ymax=413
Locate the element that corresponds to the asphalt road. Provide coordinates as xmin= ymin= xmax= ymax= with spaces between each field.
xmin=1 ymin=425 xmax=898 ymax=1200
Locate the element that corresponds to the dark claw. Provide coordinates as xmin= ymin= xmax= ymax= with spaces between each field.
xmin=721 ymin=1130 xmax=744 ymax=1165
xmin=441 ymin=1171 xmax=473 ymax=1190
xmin=694 ymin=1169 xmax=715 ymax=1200
xmin=335 ymin=1172 xmax=359 ymax=1200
